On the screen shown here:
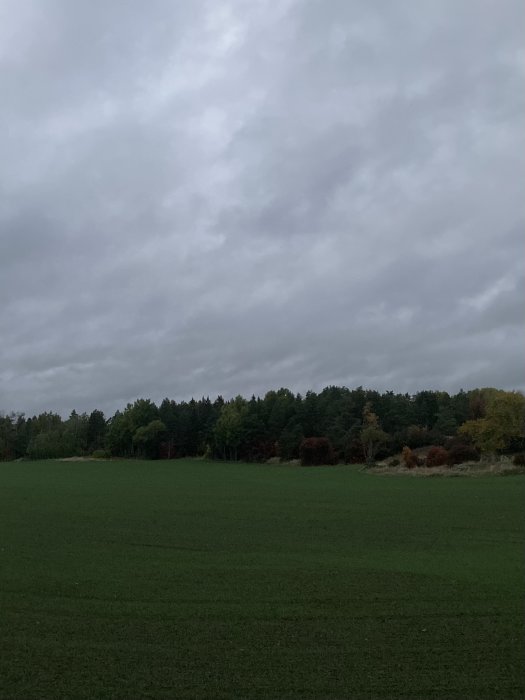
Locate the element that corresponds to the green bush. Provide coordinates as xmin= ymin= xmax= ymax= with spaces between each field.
xmin=92 ymin=449 xmax=110 ymax=459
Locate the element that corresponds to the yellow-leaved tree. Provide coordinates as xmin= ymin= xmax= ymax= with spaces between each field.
xmin=459 ymin=391 xmax=525 ymax=459
xmin=360 ymin=402 xmax=388 ymax=466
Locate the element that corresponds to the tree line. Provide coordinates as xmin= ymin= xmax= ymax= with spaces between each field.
xmin=0 ymin=386 xmax=523 ymax=464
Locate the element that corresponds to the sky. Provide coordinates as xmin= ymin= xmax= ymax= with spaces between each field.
xmin=1 ymin=0 xmax=524 ymax=418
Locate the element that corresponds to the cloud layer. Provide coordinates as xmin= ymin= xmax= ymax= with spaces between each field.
xmin=1 ymin=0 xmax=524 ymax=416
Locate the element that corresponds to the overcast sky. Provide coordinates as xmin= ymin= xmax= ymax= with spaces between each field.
xmin=1 ymin=0 xmax=524 ymax=417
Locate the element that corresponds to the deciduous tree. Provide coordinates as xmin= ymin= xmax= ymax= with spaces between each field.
xmin=459 ymin=391 xmax=525 ymax=458
xmin=360 ymin=402 xmax=388 ymax=465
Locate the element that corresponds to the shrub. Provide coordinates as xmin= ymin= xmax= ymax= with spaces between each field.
xmin=513 ymin=453 xmax=525 ymax=466
xmin=426 ymin=446 xmax=449 ymax=467
xmin=401 ymin=446 xmax=419 ymax=469
xmin=300 ymin=437 xmax=336 ymax=466
xmin=389 ymin=458 xmax=400 ymax=467
xmin=446 ymin=442 xmax=480 ymax=465
xmin=344 ymin=439 xmax=365 ymax=464
xmin=403 ymin=425 xmax=438 ymax=448
xmin=92 ymin=449 xmax=109 ymax=459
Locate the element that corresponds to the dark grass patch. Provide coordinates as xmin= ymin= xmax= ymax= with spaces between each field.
xmin=0 ymin=459 xmax=523 ymax=699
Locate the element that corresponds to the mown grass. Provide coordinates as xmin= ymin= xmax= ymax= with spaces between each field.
xmin=0 ymin=459 xmax=523 ymax=699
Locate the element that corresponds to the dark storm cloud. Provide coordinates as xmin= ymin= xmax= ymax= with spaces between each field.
xmin=1 ymin=0 xmax=523 ymax=416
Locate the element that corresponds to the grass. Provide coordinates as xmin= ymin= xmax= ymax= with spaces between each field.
xmin=0 ymin=459 xmax=523 ymax=699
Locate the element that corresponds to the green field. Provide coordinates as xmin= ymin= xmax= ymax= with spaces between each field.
xmin=0 ymin=460 xmax=523 ymax=699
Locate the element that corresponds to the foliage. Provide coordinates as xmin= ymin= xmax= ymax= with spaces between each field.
xmin=459 ymin=391 xmax=525 ymax=457
xmin=401 ymin=424 xmax=443 ymax=449
xmin=2 ymin=386 xmax=523 ymax=464
xmin=412 ymin=390 xmax=440 ymax=428
xmin=213 ymin=398 xmax=248 ymax=460
xmin=87 ymin=410 xmax=106 ymax=452
xmin=299 ymin=437 xmax=335 ymax=465
xmin=62 ymin=410 xmax=89 ymax=455
xmin=277 ymin=419 xmax=304 ymax=461
xmin=0 ymin=413 xmax=20 ymax=460
xmin=446 ymin=440 xmax=480 ymax=466
xmin=425 ymin=446 xmax=449 ymax=467
xmin=27 ymin=429 xmax=66 ymax=459
xmin=360 ymin=402 xmax=388 ymax=465
xmin=433 ymin=403 xmax=458 ymax=435
xmin=459 ymin=419 xmax=494 ymax=455
xmin=132 ymin=420 xmax=166 ymax=459
xmin=401 ymin=446 xmax=419 ymax=469
xmin=106 ymin=411 xmax=134 ymax=457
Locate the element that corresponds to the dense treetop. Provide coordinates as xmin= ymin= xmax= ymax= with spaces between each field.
xmin=1 ymin=386 xmax=523 ymax=464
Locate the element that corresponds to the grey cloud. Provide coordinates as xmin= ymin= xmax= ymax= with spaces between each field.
xmin=1 ymin=0 xmax=523 ymax=417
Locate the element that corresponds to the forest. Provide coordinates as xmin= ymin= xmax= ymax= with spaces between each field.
xmin=0 ymin=386 xmax=524 ymax=465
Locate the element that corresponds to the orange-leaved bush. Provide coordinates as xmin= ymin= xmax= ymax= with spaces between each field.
xmin=425 ymin=446 xmax=449 ymax=467
xmin=401 ymin=446 xmax=419 ymax=469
